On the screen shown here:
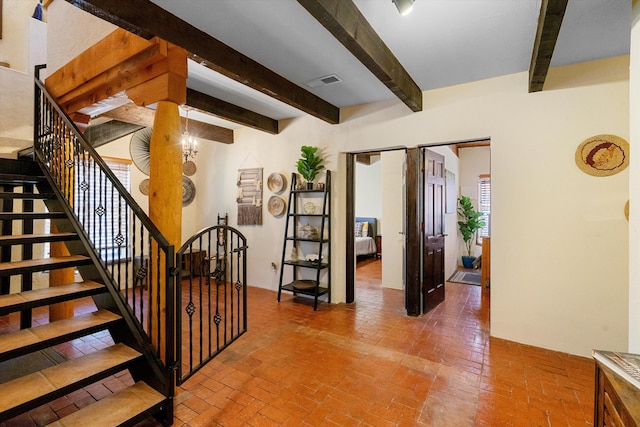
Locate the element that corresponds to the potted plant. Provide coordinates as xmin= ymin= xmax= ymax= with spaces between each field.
xmin=296 ymin=145 xmax=325 ymax=189
xmin=457 ymin=195 xmax=486 ymax=268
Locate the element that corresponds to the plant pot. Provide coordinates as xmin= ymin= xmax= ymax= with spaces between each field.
xmin=461 ymin=256 xmax=476 ymax=269
xmin=306 ymin=182 xmax=314 ymax=190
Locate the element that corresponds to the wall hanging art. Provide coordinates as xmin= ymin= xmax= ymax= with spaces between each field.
xmin=237 ymin=168 xmax=263 ymax=225
xmin=575 ymin=134 xmax=629 ymax=177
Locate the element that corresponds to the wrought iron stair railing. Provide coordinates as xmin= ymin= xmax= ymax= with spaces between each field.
xmin=33 ymin=67 xmax=176 ymax=409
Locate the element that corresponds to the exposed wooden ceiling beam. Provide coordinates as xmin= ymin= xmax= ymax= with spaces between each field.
xmin=297 ymin=0 xmax=422 ymax=112
xmin=528 ymin=0 xmax=569 ymax=93
xmin=66 ymin=0 xmax=341 ymax=124
xmin=186 ymin=88 xmax=279 ymax=135
xmin=101 ymin=103 xmax=234 ymax=144
xmin=84 ymin=120 xmax=144 ymax=148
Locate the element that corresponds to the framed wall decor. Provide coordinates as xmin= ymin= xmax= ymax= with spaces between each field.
xmin=237 ymin=167 xmax=263 ymax=225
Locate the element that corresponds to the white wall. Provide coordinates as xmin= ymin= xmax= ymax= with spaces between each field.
xmin=629 ymin=1 xmax=640 ymax=353
xmin=0 ymin=10 xmax=46 ymax=148
xmin=355 ymin=159 xmax=381 ymax=219
xmin=381 ymin=150 xmax=404 ymax=290
xmin=0 ymin=0 xmax=46 ymax=72
xmin=458 ymin=146 xmax=490 ymax=260
xmin=46 ymin=3 xmax=631 ymax=357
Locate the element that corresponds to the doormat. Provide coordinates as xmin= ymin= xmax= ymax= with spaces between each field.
xmin=448 ymin=270 xmax=481 ymax=286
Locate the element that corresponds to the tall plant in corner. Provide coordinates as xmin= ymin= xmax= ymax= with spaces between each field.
xmin=457 ymin=195 xmax=485 ymax=266
xmin=296 ymin=145 xmax=325 ymax=189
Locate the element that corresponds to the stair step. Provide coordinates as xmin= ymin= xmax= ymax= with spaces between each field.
xmin=0 ymin=343 xmax=142 ymax=421
xmin=0 ymin=309 xmax=122 ymax=362
xmin=0 ymin=173 xmax=46 ymax=185
xmin=0 ymin=233 xmax=78 ymax=246
xmin=45 ymin=381 xmax=165 ymax=427
xmin=0 ymin=281 xmax=105 ymax=316
xmin=0 ymin=191 xmax=56 ymax=200
xmin=0 ymin=212 xmax=67 ymax=220
xmin=0 ymin=255 xmax=92 ymax=277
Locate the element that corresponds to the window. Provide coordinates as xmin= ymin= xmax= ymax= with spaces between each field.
xmin=75 ymin=156 xmax=131 ymax=263
xmin=477 ymin=174 xmax=490 ymax=244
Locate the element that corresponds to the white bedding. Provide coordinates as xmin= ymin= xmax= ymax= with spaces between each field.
xmin=355 ymin=236 xmax=377 ymax=256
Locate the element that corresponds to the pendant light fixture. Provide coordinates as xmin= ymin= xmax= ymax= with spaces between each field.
xmin=181 ymin=107 xmax=198 ymax=163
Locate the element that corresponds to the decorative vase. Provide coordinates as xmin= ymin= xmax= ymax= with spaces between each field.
xmin=306 ymin=182 xmax=314 ymax=190
xmin=461 ymin=256 xmax=476 ymax=269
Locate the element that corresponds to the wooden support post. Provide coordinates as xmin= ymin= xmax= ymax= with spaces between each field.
xmin=50 ymin=138 xmax=76 ymax=322
xmin=148 ymin=101 xmax=182 ymax=356
xmin=49 ymin=223 xmax=75 ymax=321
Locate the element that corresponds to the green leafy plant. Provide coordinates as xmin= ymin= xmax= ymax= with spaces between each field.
xmin=457 ymin=195 xmax=486 ymax=257
xmin=296 ymin=145 xmax=325 ymax=183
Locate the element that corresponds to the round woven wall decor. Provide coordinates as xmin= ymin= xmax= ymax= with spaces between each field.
xmin=182 ymin=176 xmax=196 ymax=207
xmin=183 ymin=160 xmax=197 ymax=176
xmin=575 ymin=134 xmax=629 ymax=177
xmin=130 ymin=127 xmax=152 ymax=176
xmin=139 ymin=178 xmax=150 ymax=196
xmin=625 ymin=200 xmax=629 ymax=221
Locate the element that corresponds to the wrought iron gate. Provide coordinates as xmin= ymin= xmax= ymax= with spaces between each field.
xmin=175 ymin=225 xmax=247 ymax=384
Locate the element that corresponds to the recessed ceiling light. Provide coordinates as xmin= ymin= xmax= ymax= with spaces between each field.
xmin=305 ymin=74 xmax=343 ymax=89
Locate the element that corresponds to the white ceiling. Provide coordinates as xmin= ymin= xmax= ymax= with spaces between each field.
xmin=149 ymin=0 xmax=630 ymax=125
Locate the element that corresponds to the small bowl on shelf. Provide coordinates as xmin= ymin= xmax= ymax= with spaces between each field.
xmin=292 ymin=280 xmax=317 ymax=290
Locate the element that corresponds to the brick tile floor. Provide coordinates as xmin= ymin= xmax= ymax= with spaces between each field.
xmin=1 ymin=258 xmax=595 ymax=426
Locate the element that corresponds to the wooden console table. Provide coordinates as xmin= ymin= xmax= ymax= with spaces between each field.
xmin=593 ymin=350 xmax=640 ymax=426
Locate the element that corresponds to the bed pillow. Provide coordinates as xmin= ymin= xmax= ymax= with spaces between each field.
xmin=362 ymin=222 xmax=369 ymax=237
xmin=355 ymin=222 xmax=364 ymax=237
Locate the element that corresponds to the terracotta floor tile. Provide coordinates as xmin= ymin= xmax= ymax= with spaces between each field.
xmin=6 ymin=260 xmax=599 ymax=426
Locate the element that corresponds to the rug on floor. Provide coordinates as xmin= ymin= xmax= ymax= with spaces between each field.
xmin=448 ymin=270 xmax=481 ymax=286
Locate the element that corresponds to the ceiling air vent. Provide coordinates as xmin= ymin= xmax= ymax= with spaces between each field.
xmin=305 ymin=74 xmax=342 ymax=89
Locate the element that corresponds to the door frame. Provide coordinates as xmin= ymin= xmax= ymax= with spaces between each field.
xmin=345 ymin=146 xmax=409 ymax=306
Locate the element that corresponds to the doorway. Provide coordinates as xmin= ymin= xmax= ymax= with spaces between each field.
xmin=345 ymin=139 xmax=491 ymax=316
xmin=353 ymin=150 xmax=406 ymax=301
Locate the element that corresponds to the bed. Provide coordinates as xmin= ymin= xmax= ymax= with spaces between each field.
xmin=355 ymin=217 xmax=377 ymax=257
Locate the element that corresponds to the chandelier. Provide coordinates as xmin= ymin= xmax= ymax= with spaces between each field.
xmin=181 ymin=107 xmax=198 ymax=162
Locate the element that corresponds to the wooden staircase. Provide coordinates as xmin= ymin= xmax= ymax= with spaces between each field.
xmin=0 ymin=158 xmax=170 ymax=426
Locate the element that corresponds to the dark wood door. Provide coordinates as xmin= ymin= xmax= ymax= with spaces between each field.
xmin=422 ymin=148 xmax=445 ymax=313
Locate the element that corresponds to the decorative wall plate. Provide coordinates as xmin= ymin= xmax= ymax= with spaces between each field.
xmin=182 ymin=176 xmax=196 ymax=207
xmin=575 ymin=134 xmax=629 ymax=177
xmin=267 ymin=172 xmax=285 ymax=193
xmin=139 ymin=178 xmax=149 ymax=196
xmin=268 ymin=195 xmax=286 ymax=216
xmin=183 ymin=160 xmax=197 ymax=176
xmin=130 ymin=127 xmax=152 ymax=176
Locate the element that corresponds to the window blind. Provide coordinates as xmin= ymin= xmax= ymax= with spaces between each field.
xmin=477 ymin=175 xmax=490 ymax=244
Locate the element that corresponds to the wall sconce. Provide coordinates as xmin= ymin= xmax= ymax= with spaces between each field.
xmin=392 ymin=0 xmax=415 ymax=16
xmin=181 ymin=107 xmax=198 ymax=163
